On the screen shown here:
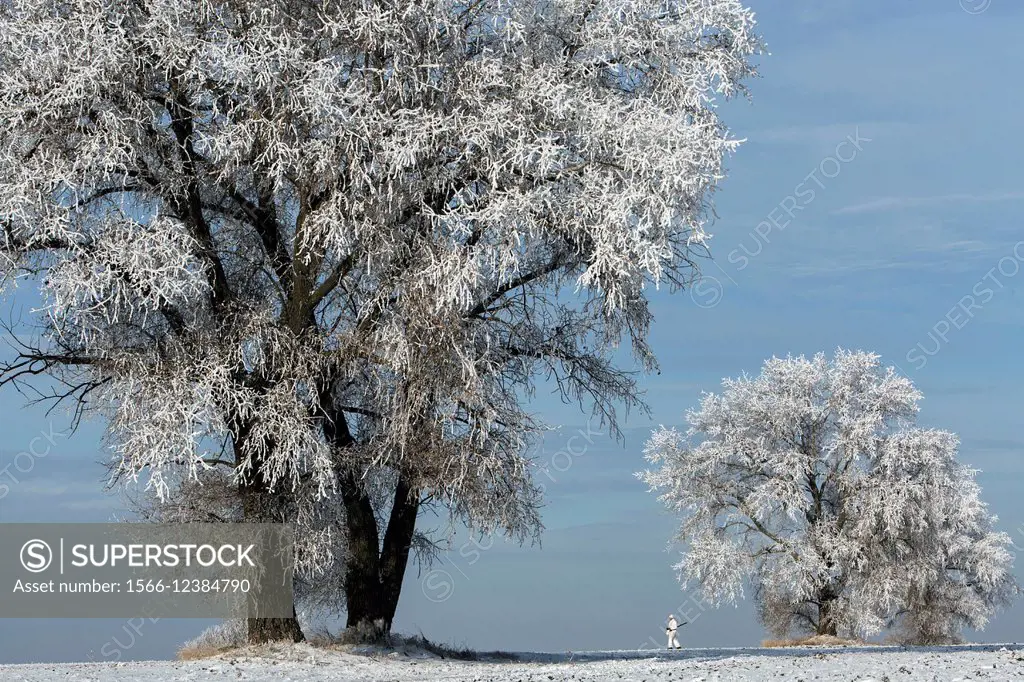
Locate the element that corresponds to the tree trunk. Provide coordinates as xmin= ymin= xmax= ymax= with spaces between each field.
xmin=247 ymin=605 xmax=305 ymax=644
xmin=240 ymin=459 xmax=305 ymax=644
xmin=341 ymin=472 xmax=420 ymax=641
xmin=324 ymin=404 xmax=420 ymax=642
xmin=816 ymin=597 xmax=839 ymax=637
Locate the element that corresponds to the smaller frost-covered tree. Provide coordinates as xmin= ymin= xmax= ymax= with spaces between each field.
xmin=639 ymin=350 xmax=1017 ymax=641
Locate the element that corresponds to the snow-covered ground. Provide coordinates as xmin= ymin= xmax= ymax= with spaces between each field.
xmin=4 ymin=644 xmax=1024 ymax=681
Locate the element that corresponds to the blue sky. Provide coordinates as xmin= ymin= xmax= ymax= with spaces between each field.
xmin=3 ymin=0 xmax=1024 ymax=663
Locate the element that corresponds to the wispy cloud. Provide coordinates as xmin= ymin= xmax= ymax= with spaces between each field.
xmin=786 ymin=239 xmax=997 ymax=277
xmin=731 ymin=217 xmax=1004 ymax=280
xmin=832 ymin=191 xmax=1024 ymax=216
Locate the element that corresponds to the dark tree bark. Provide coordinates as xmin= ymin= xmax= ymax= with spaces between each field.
xmin=238 ymin=423 xmax=306 ymax=644
xmin=247 ymin=606 xmax=305 ymax=644
xmin=323 ymin=399 xmax=420 ymax=641
xmin=816 ymin=593 xmax=839 ymax=637
xmin=340 ymin=472 xmax=419 ymax=640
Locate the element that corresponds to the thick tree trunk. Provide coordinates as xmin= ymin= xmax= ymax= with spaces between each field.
xmin=816 ymin=596 xmax=839 ymax=637
xmin=240 ymin=462 xmax=305 ymax=645
xmin=247 ymin=605 xmax=305 ymax=644
xmin=341 ymin=473 xmax=420 ymax=641
xmin=324 ymin=402 xmax=419 ymax=642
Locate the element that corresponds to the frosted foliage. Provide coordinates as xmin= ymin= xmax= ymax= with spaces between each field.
xmin=640 ymin=350 xmax=1017 ymax=641
xmin=0 ymin=0 xmax=763 ymax=608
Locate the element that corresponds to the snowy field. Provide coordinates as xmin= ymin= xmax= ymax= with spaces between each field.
xmin=4 ymin=644 xmax=1024 ymax=681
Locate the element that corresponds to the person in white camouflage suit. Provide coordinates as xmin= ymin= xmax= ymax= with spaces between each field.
xmin=666 ymin=614 xmax=682 ymax=649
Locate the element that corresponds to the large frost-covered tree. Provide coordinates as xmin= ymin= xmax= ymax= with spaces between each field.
xmin=0 ymin=0 xmax=763 ymax=642
xmin=640 ymin=350 xmax=1016 ymax=642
